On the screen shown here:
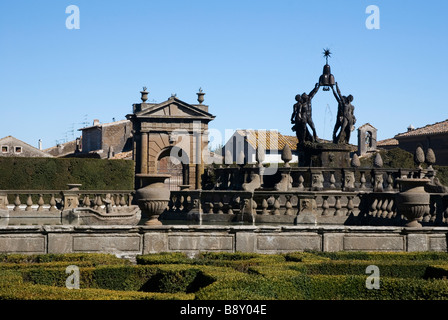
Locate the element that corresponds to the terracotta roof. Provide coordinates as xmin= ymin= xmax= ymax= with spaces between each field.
xmin=377 ymin=138 xmax=399 ymax=146
xmin=235 ymin=130 xmax=298 ymax=151
xmin=394 ymin=119 xmax=448 ymax=138
xmin=111 ymin=150 xmax=133 ymax=160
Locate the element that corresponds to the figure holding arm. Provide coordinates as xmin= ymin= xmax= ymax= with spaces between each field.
xmin=331 ymin=82 xmax=345 ymax=143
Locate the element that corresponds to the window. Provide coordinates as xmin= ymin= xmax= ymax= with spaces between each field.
xmin=1 ymin=146 xmax=8 ymax=153
xmin=14 ymin=146 xmax=22 ymax=153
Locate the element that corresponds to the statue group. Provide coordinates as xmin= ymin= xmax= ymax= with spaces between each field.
xmin=291 ymin=51 xmax=356 ymax=145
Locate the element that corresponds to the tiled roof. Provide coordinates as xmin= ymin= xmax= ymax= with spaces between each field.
xmin=111 ymin=150 xmax=133 ymax=160
xmin=235 ymin=130 xmax=298 ymax=151
xmin=377 ymin=138 xmax=399 ymax=146
xmin=394 ymin=119 xmax=448 ymax=138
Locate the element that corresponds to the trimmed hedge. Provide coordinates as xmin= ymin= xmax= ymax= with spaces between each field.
xmin=3 ymin=252 xmax=448 ymax=300
xmin=0 ymin=157 xmax=134 ymax=190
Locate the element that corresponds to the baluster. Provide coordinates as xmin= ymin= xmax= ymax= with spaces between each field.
xmin=37 ymin=194 xmax=45 ymax=212
xmin=386 ymin=172 xmax=394 ymax=191
xmin=95 ymin=194 xmax=103 ymax=210
xmin=175 ymin=195 xmax=182 ymax=212
xmin=13 ymin=194 xmax=21 ymax=211
xmin=334 ymin=196 xmax=342 ymax=216
xmin=121 ymin=194 xmax=127 ymax=207
xmin=285 ymin=196 xmax=293 ymax=215
xmin=25 ymin=194 xmax=33 ymax=211
xmin=112 ymin=194 xmax=119 ymax=207
xmin=347 ymin=196 xmax=354 ymax=216
xmin=376 ymin=198 xmax=383 ymax=217
xmin=217 ymin=199 xmax=224 ymax=214
xmin=227 ymin=196 xmax=234 ymax=215
xmin=322 ymin=196 xmax=330 ymax=216
xmin=387 ymin=198 xmax=395 ymax=219
xmin=329 ymin=171 xmax=336 ymax=189
xmin=370 ymin=198 xmax=378 ymax=216
xmin=272 ymin=196 xmax=281 ymax=215
xmin=49 ymin=194 xmax=57 ymax=211
xmin=381 ymin=198 xmax=389 ymax=218
xmin=85 ymin=194 xmax=91 ymax=208
xmin=233 ymin=196 xmax=240 ymax=215
xmin=183 ymin=195 xmax=190 ymax=213
xmin=261 ymin=198 xmax=269 ymax=215
xmin=208 ymin=201 xmax=214 ymax=214
xmin=360 ymin=171 xmax=367 ymax=189
xmin=298 ymin=174 xmax=304 ymax=191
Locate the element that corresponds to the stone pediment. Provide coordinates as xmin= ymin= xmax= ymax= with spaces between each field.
xmin=135 ymin=97 xmax=215 ymax=121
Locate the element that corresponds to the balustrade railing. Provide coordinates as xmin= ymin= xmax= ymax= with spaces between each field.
xmin=207 ymin=165 xmax=430 ymax=193
xmin=0 ymin=188 xmax=134 ymax=213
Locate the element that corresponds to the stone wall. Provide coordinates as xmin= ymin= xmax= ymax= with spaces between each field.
xmin=0 ymin=225 xmax=446 ymax=258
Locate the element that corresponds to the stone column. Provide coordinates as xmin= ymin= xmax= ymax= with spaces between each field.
xmin=140 ymin=132 xmax=148 ymax=174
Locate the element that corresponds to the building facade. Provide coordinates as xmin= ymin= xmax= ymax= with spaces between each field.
xmin=126 ymin=90 xmax=215 ymax=190
xmin=79 ymin=119 xmax=133 ymax=159
xmin=0 ymin=136 xmax=53 ymax=158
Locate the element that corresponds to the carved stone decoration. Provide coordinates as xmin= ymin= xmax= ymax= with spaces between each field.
xmin=374 ymin=153 xmax=383 ymax=168
xmin=295 ymin=197 xmax=317 ymax=225
xmin=425 ymin=148 xmax=436 ymax=170
xmin=275 ymin=172 xmax=293 ymax=192
xmin=135 ymin=174 xmax=171 ymax=225
xmin=281 ymin=145 xmax=292 ymax=167
xmin=197 ymin=87 xmax=205 ymax=104
xmin=351 ymin=153 xmax=361 ymax=168
xmin=343 ymin=170 xmax=355 ymax=191
xmin=140 ymin=87 xmax=149 ymax=103
xmin=373 ymin=171 xmax=384 ymax=192
xmin=242 ymin=173 xmax=261 ymax=192
xmin=396 ymin=178 xmax=431 ymax=228
xmin=414 ymin=146 xmax=425 ymax=169
xmin=310 ymin=171 xmax=324 ymax=191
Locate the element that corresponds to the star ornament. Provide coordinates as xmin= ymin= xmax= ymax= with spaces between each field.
xmin=323 ymin=48 xmax=332 ymax=64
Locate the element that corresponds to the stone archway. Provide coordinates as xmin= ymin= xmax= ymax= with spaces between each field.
xmin=157 ymin=147 xmax=189 ymax=191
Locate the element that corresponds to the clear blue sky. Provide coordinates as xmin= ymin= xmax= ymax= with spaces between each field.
xmin=1 ymin=0 xmax=447 ymax=149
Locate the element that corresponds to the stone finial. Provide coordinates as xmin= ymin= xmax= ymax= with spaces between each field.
xmin=140 ymin=87 xmax=148 ymax=103
xmin=197 ymin=87 xmax=205 ymax=104
xmin=414 ymin=146 xmax=425 ymax=169
xmin=373 ymin=152 xmax=383 ymax=168
xmin=351 ymin=153 xmax=361 ymax=168
xmin=425 ymin=148 xmax=436 ymax=169
xmin=281 ymin=144 xmax=292 ymax=167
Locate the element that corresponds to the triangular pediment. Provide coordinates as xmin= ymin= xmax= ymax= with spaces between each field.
xmin=135 ymin=97 xmax=214 ymax=120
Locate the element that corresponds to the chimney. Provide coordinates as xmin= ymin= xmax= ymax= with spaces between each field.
xmin=93 ymin=119 xmax=100 ymax=126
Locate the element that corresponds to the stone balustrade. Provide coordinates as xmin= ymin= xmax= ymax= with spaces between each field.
xmin=165 ymin=188 xmax=448 ymax=227
xmin=0 ymin=188 xmax=134 ymax=213
xmin=206 ymin=165 xmax=432 ymax=193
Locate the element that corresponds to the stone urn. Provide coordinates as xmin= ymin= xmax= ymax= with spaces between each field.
xmin=396 ymin=178 xmax=430 ymax=228
xmin=135 ymin=174 xmax=171 ymax=225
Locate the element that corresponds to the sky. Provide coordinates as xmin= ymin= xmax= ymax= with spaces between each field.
xmin=0 ymin=0 xmax=447 ymax=150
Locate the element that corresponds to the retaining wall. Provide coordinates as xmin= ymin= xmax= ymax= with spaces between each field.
xmin=0 ymin=225 xmax=446 ymax=258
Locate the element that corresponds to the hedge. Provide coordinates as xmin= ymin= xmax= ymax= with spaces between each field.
xmin=0 ymin=157 xmax=135 ymax=190
xmin=21 ymin=264 xmax=215 ymax=294
xmin=3 ymin=252 xmax=448 ymax=300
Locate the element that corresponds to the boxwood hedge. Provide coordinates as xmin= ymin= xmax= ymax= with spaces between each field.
xmin=2 ymin=251 xmax=448 ymax=300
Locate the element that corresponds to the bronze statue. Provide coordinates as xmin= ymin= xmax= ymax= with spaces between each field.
xmin=331 ymin=82 xmax=356 ymax=144
xmin=292 ymin=83 xmax=320 ymax=143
